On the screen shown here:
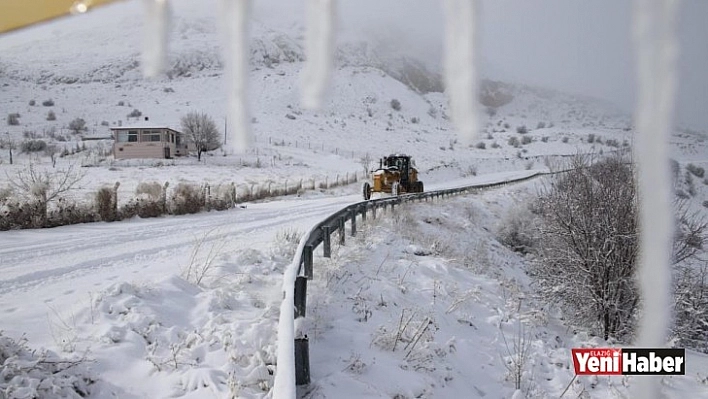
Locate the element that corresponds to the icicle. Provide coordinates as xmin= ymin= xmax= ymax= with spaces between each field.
xmin=220 ymin=0 xmax=252 ymax=153
xmin=301 ymin=0 xmax=336 ymax=110
xmin=632 ymin=0 xmax=680 ymax=398
xmin=142 ymin=0 xmax=170 ymax=78
xmin=442 ymin=0 xmax=479 ymax=145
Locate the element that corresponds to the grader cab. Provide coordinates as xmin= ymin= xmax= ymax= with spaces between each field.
xmin=362 ymin=154 xmax=424 ymax=200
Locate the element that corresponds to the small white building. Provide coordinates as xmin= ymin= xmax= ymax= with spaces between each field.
xmin=111 ymin=125 xmax=189 ymax=159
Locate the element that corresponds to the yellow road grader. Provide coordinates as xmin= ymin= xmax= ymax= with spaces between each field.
xmin=362 ymin=154 xmax=424 ymax=200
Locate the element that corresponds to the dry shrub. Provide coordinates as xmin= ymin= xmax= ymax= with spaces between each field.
xmin=46 ymin=200 xmax=97 ymax=227
xmin=497 ymin=206 xmax=537 ymax=254
xmin=96 ymin=187 xmax=115 ymax=221
xmin=0 ymin=186 xmax=13 ymax=204
xmin=120 ymin=198 xmax=164 ymax=219
xmin=171 ymin=183 xmax=204 ymax=215
xmin=0 ymin=200 xmax=41 ymax=230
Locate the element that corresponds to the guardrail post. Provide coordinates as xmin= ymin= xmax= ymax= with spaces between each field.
xmin=303 ymin=245 xmax=313 ymax=280
xmin=350 ymin=209 xmax=357 ymax=236
xmin=361 ymin=205 xmax=367 ymax=221
xmin=372 ymin=204 xmax=377 ymax=219
xmin=322 ymin=226 xmax=331 ymax=258
xmin=294 ymin=336 xmax=310 ymax=385
xmin=294 ymin=276 xmax=310 ymax=385
xmin=339 ymin=217 xmax=345 ymax=245
xmin=294 ymin=276 xmax=307 ymax=318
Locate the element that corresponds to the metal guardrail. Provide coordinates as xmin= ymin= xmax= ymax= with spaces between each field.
xmin=278 ymin=170 xmax=547 ymax=388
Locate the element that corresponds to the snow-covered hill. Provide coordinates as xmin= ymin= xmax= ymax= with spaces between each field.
xmin=0 ymin=0 xmax=655 ymax=204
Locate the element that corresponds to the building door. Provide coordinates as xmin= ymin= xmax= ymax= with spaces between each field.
xmin=164 ymin=147 xmax=171 ymax=159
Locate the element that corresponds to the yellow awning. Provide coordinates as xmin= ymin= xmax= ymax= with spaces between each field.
xmin=1 ymin=0 xmax=124 ymax=34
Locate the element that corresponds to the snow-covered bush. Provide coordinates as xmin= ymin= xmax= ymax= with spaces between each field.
xmin=507 ymin=136 xmax=520 ymax=148
xmin=270 ymin=228 xmax=302 ymax=260
xmin=7 ymin=113 xmax=20 ymax=126
xmin=390 ymin=99 xmax=401 ymax=111
xmin=67 ymin=118 xmax=87 ymax=135
xmin=20 ymin=139 xmax=47 ymax=153
xmin=672 ymin=263 xmax=708 ymax=353
xmin=0 ymin=331 xmax=95 ymax=398
xmin=0 ymin=200 xmax=41 ymax=230
xmin=170 ymin=183 xmax=205 ymax=215
xmin=95 ymin=185 xmax=117 ymax=222
xmin=686 ymin=163 xmax=705 ymax=178
xmin=496 ymin=206 xmax=537 ymax=254
xmin=45 ymin=199 xmax=97 ymax=227
xmin=127 ymin=108 xmax=142 ymax=119
xmin=6 ymin=163 xmax=85 ymax=227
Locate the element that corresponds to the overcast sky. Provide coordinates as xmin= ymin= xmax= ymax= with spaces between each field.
xmin=333 ymin=0 xmax=708 ymax=131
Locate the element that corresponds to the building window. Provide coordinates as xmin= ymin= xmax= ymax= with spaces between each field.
xmin=142 ymin=130 xmax=162 ymax=142
xmin=116 ymin=131 xmax=129 ymax=142
xmin=128 ymin=131 xmax=138 ymax=142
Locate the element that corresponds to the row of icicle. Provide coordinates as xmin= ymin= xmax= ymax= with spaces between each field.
xmin=74 ymin=1 xmax=679 ymax=398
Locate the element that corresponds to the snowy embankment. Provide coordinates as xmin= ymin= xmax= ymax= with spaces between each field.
xmin=296 ymin=181 xmax=708 ymax=399
xmin=0 ymin=192 xmax=359 ymax=397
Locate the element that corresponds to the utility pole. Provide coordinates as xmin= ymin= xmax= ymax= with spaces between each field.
xmin=224 ymin=117 xmax=227 ymax=145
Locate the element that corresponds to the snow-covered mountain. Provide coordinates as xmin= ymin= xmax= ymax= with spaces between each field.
xmin=0 ymin=0 xmax=657 ymax=192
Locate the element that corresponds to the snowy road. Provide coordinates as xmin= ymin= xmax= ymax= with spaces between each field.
xmin=0 ymin=171 xmax=537 ymax=347
xmin=0 ymin=192 xmax=360 ymax=346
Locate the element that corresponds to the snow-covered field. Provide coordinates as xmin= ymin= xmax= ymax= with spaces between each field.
xmin=1 ymin=0 xmax=707 ymax=398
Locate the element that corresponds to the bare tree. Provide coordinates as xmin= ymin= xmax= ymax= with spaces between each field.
xmin=532 ymin=154 xmax=639 ymax=341
xmin=2 ymin=133 xmax=14 ymax=164
xmin=7 ymin=162 xmax=85 ymax=227
xmin=45 ymin=144 xmax=58 ymax=168
xmin=180 ymin=112 xmax=221 ymax=161
xmin=68 ymin=118 xmax=87 ymax=135
xmin=531 ymin=154 xmax=705 ymax=343
xmin=359 ymin=153 xmax=373 ymax=175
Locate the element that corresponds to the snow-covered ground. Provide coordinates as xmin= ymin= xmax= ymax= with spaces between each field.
xmin=2 ymin=176 xmax=707 ymax=398
xmin=1 ymin=0 xmax=707 ymax=398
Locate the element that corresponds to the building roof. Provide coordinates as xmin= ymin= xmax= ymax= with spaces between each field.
xmin=110 ymin=125 xmax=182 ymax=133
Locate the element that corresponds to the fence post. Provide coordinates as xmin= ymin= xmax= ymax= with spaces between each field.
xmin=372 ymin=204 xmax=377 ymax=219
xmin=350 ymin=208 xmax=357 ymax=236
xmin=361 ymin=204 xmax=367 ymax=222
xmin=322 ymin=226 xmax=331 ymax=258
xmin=303 ymin=245 xmax=313 ymax=280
